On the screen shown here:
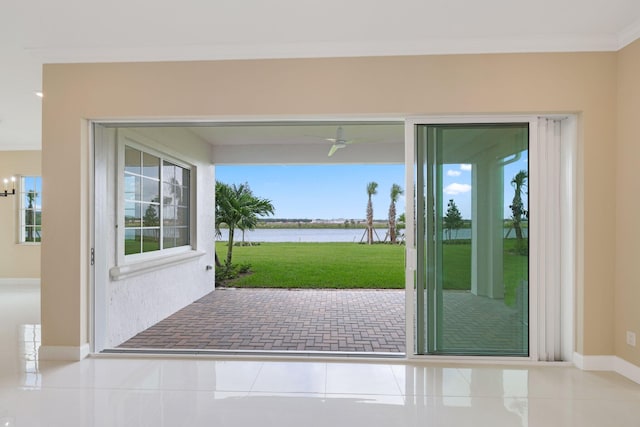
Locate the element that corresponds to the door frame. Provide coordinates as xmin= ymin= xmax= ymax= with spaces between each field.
xmin=404 ymin=115 xmax=577 ymax=362
xmin=89 ymin=114 xmax=575 ymax=360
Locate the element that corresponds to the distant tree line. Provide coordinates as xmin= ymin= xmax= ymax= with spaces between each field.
xmin=260 ymin=218 xmax=314 ymax=223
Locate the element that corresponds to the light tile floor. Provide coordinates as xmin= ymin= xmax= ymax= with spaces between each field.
xmin=2 ymin=284 xmax=640 ymax=427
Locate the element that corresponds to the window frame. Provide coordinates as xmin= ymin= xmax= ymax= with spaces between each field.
xmin=116 ymin=134 xmax=195 ymax=266
xmin=18 ymin=175 xmax=42 ymax=244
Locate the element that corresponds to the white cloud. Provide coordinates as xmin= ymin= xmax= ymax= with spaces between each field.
xmin=444 ymin=183 xmax=472 ymax=195
xmin=447 ymin=170 xmax=461 ymax=177
xmin=460 ymin=164 xmax=472 ymax=171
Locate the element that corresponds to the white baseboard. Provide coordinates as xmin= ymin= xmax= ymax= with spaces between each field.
xmin=574 ymin=352 xmax=640 ymax=384
xmin=0 ymin=278 xmax=40 ymax=286
xmin=39 ymin=344 xmax=91 ymax=361
xmin=615 ymin=357 xmax=640 ymax=384
xmin=573 ymin=352 xmax=615 ymax=370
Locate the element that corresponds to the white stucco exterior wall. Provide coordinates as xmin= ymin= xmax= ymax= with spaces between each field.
xmin=95 ymin=126 xmax=215 ymax=348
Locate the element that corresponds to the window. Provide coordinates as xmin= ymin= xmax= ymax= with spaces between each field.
xmin=19 ymin=176 xmax=42 ymax=243
xmin=122 ymin=145 xmax=191 ymax=257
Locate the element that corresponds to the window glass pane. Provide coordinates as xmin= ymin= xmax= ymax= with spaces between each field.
xmin=177 ymin=228 xmax=190 ymax=246
xmin=124 ymin=229 xmax=141 ymax=255
xmin=142 ymin=152 xmax=160 ymax=179
xmin=163 ymin=182 xmax=174 ymax=204
xmin=163 ymin=205 xmax=177 ymax=225
xmin=124 ymin=175 xmax=141 ymax=201
xmin=23 ymin=190 xmax=38 ymax=209
xmin=124 ymin=202 xmax=139 ymax=227
xmin=34 ymin=226 xmax=42 ymax=241
xmin=123 ymin=145 xmax=192 ymax=257
xmin=181 ymin=186 xmax=189 ymax=207
xmin=124 ymin=202 xmax=141 ymax=227
xmin=174 ymin=186 xmax=186 ymax=205
xmin=163 ymin=228 xmax=177 ymax=249
xmin=416 ymin=123 xmax=529 ymax=356
xmin=142 ymin=229 xmax=160 ymax=252
xmin=35 ymin=176 xmax=42 ymax=195
xmin=23 ymin=177 xmax=35 ymax=192
xmin=124 ymin=202 xmax=142 ymax=227
xmin=142 ymin=203 xmax=160 ymax=226
xmin=177 ymin=207 xmax=189 ymax=227
xmin=163 ymin=161 xmax=176 ymax=183
xmin=142 ymin=177 xmax=159 ymax=203
xmin=23 ymin=227 xmax=34 ymax=242
xmin=181 ymin=169 xmax=190 ymax=188
xmin=125 ymin=147 xmax=141 ymax=175
xmin=20 ymin=176 xmax=43 ymax=244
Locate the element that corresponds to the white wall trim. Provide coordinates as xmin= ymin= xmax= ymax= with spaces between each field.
xmin=109 ymin=250 xmax=206 ymax=281
xmin=573 ymin=353 xmax=615 ymax=370
xmin=26 ymin=34 xmax=621 ymax=65
xmin=0 ymin=278 xmax=40 ymax=286
xmin=573 ymin=353 xmax=640 ymax=385
xmin=39 ymin=344 xmax=91 ymax=361
xmin=618 ymin=17 xmax=640 ymax=50
xmin=615 ymin=357 xmax=640 ymax=384
xmin=572 ymin=351 xmax=585 ymax=369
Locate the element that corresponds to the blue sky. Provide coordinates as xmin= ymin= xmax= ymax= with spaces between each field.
xmin=441 ymin=153 xmax=529 ymax=219
xmin=216 ymin=164 xmax=405 ymax=220
xmin=216 ymin=156 xmax=528 ymax=220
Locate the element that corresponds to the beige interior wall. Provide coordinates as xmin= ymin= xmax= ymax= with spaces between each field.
xmin=0 ymin=150 xmax=41 ymax=279
xmin=42 ymin=52 xmax=618 ymax=355
xmin=616 ymin=39 xmax=640 ymax=366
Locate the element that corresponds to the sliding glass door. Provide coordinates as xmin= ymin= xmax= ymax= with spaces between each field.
xmin=414 ymin=122 xmax=529 ymax=356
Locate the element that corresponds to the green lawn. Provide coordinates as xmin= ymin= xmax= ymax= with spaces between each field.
xmin=440 ymin=240 xmax=528 ymax=305
xmin=221 ymin=240 xmax=528 ymax=305
xmin=227 ymin=242 xmax=405 ymax=289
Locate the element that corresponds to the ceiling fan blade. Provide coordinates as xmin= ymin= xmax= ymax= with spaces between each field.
xmin=328 ymin=144 xmax=340 ymax=157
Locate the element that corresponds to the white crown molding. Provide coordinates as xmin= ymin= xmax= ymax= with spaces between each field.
xmin=618 ymin=17 xmax=640 ymax=49
xmin=26 ymin=34 xmax=621 ymax=64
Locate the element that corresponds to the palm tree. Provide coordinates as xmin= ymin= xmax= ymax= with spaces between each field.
xmin=215 ymin=182 xmax=275 ymax=267
xmin=397 ymin=212 xmax=406 ymax=241
xmin=388 ymin=184 xmax=404 ymax=243
xmin=509 ymin=170 xmax=528 ymax=254
xmin=366 ymin=181 xmax=378 ymax=244
xmin=25 ymin=189 xmax=38 ymax=242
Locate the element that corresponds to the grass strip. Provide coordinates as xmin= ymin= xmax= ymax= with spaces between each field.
xmin=222 ymin=241 xmax=527 ymax=306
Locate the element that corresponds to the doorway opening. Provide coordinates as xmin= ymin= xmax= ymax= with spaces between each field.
xmin=92 ymin=115 xmax=575 ymax=361
xmin=93 ymin=120 xmax=407 ymax=355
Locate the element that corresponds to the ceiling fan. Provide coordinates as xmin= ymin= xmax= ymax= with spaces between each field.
xmin=325 ymin=126 xmax=356 ymax=157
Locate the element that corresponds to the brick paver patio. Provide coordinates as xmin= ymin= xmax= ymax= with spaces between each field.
xmin=119 ymin=289 xmax=406 ymax=353
xmin=118 ymin=288 xmax=526 ymax=354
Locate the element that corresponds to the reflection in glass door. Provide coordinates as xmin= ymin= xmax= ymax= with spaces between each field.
xmin=416 ymin=123 xmax=529 ymax=356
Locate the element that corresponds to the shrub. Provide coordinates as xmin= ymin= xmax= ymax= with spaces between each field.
xmin=215 ymin=262 xmax=252 ymax=284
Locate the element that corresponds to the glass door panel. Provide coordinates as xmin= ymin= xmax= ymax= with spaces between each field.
xmin=416 ymin=123 xmax=529 ymax=356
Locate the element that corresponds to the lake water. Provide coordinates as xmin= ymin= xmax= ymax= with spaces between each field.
xmin=217 ymin=228 xmax=527 ymax=243
xmin=217 ymin=228 xmax=391 ymax=243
